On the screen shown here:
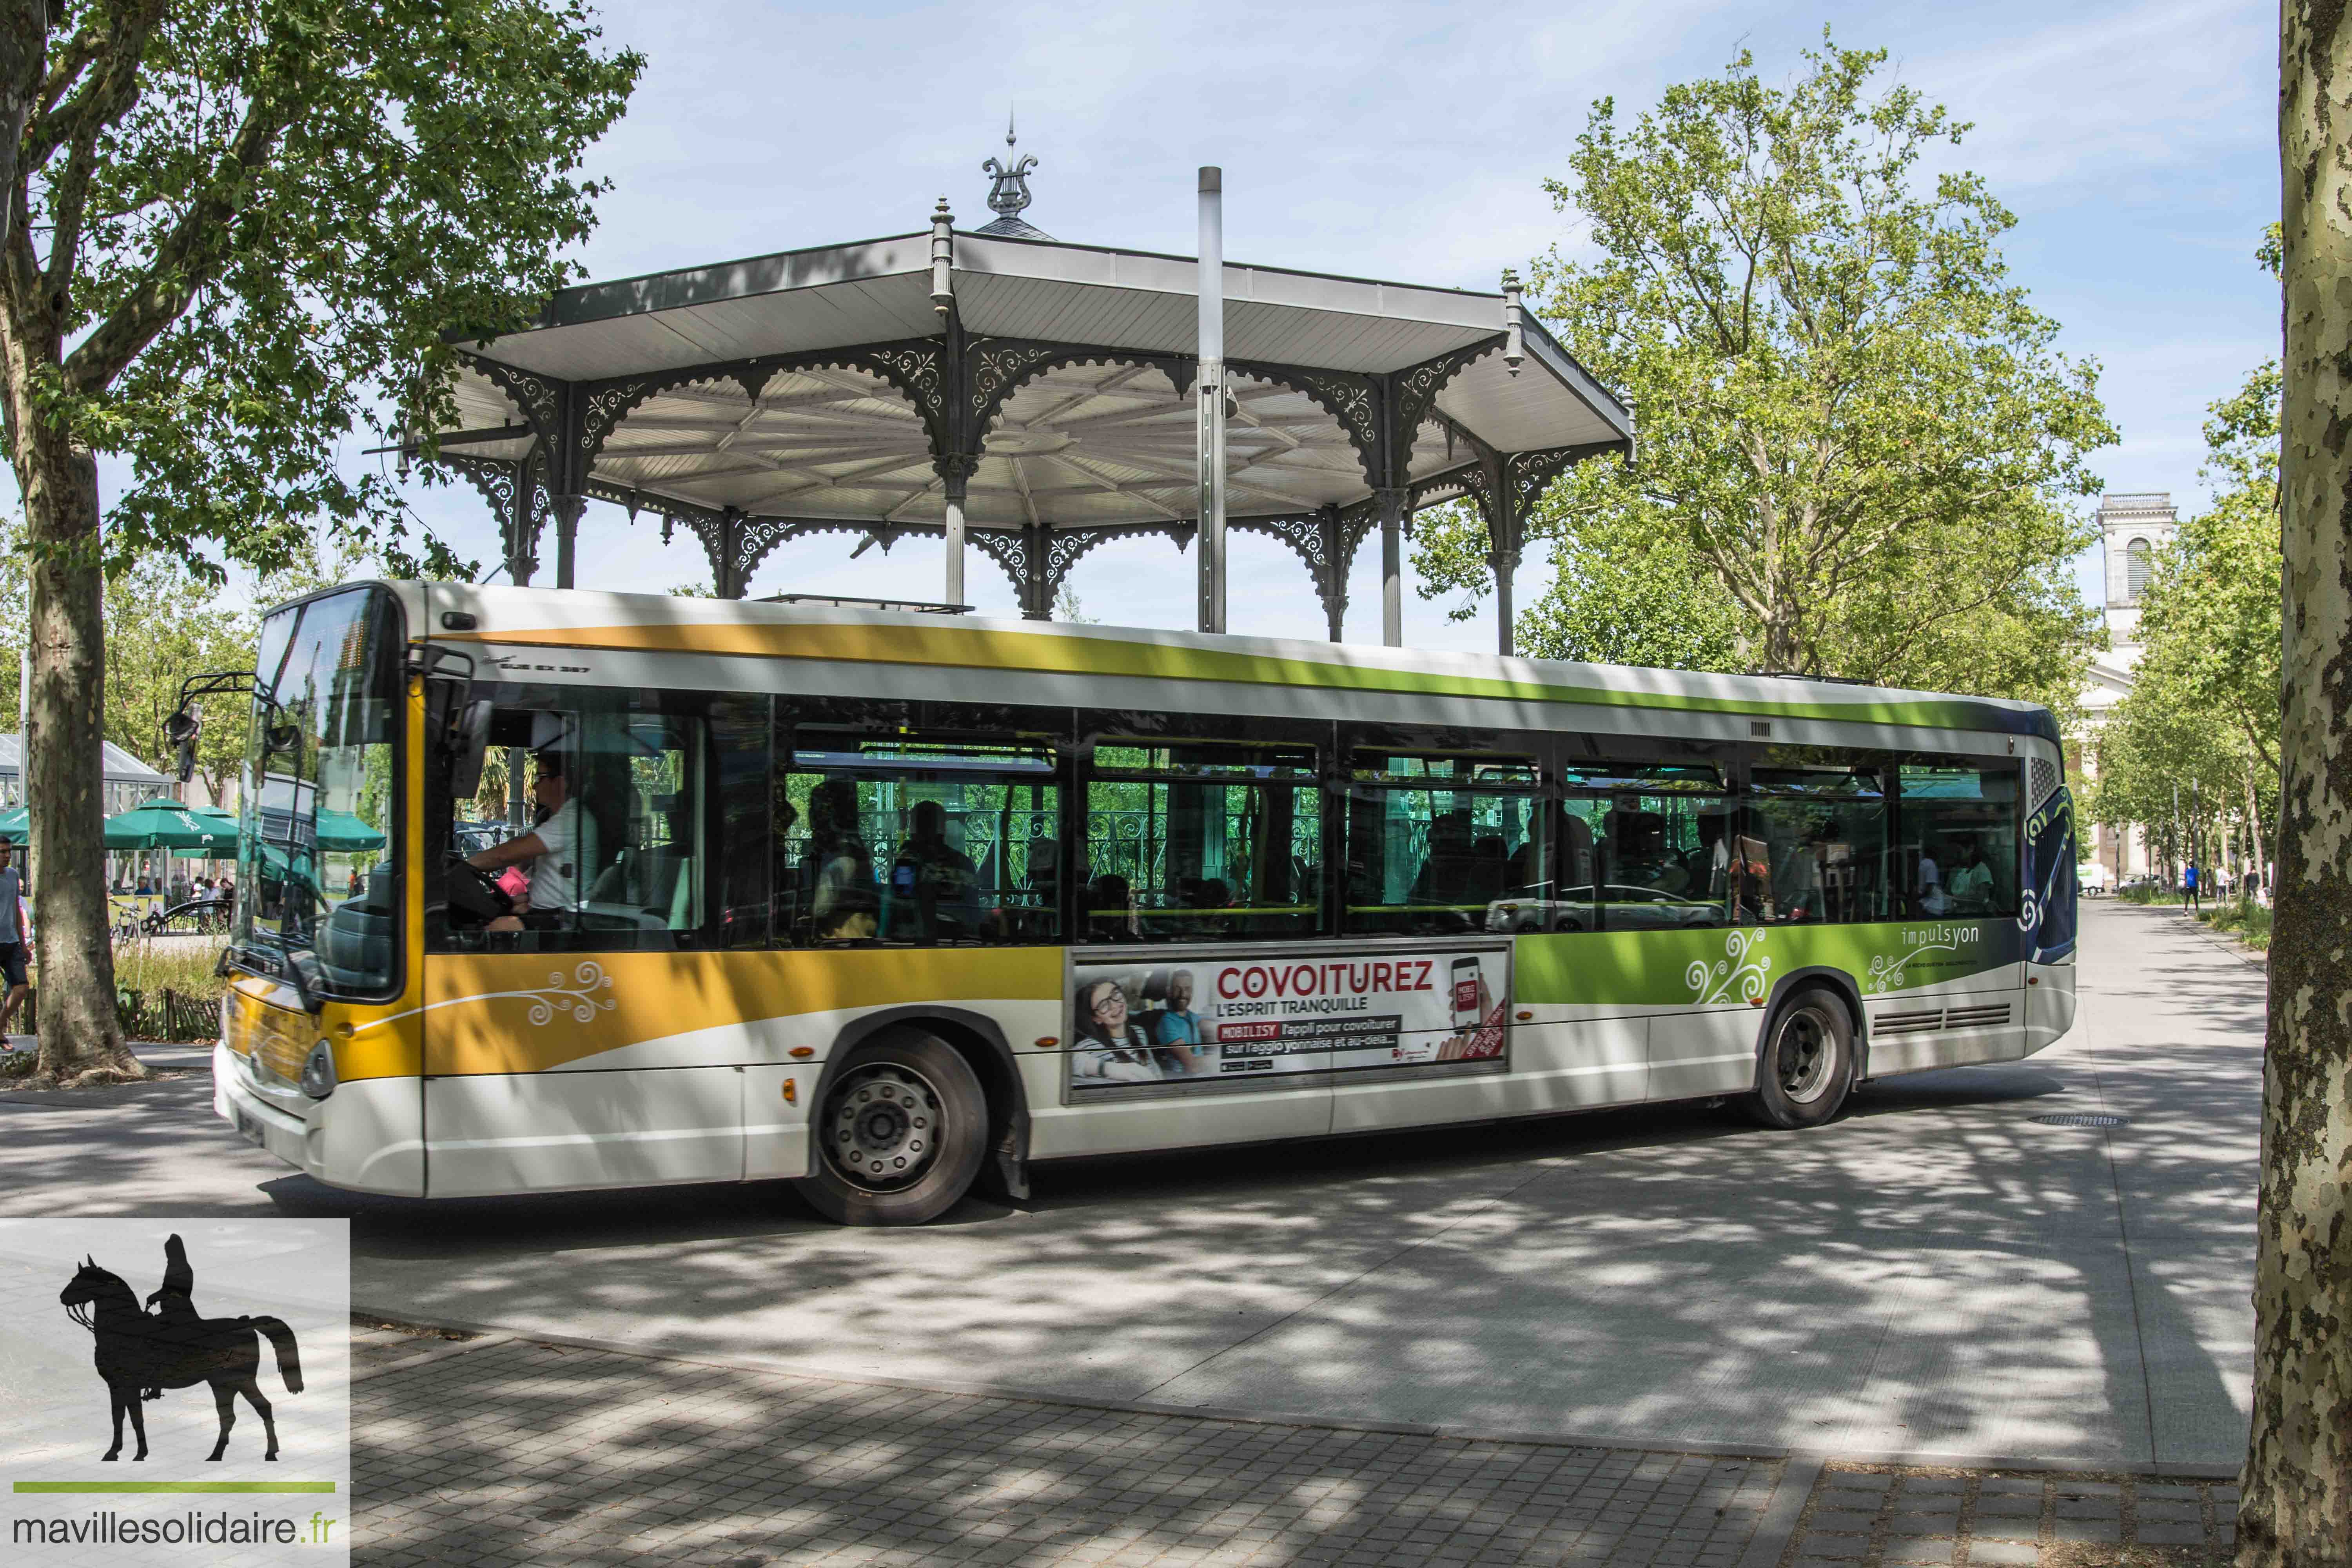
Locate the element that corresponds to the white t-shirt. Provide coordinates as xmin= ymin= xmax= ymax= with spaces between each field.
xmin=1918 ymin=854 xmax=1949 ymax=914
xmin=527 ymin=799 xmax=588 ymax=913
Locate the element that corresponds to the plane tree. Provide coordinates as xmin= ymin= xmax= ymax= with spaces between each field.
xmin=0 ymin=0 xmax=639 ymax=1085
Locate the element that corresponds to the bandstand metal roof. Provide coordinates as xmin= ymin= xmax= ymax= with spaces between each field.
xmin=419 ymin=150 xmax=1633 ymax=652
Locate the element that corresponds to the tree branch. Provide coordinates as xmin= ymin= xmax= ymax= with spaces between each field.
xmin=63 ymin=88 xmax=300 ymax=395
xmin=23 ymin=2 xmax=159 ymax=180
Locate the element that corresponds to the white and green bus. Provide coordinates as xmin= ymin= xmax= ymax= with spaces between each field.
xmin=211 ymin=584 xmax=2078 ymax=1225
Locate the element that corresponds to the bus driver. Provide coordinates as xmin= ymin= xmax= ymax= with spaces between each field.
xmin=465 ymin=752 xmax=590 ymax=932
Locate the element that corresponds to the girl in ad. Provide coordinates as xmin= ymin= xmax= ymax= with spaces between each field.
xmin=1070 ymin=977 xmax=1163 ymax=1082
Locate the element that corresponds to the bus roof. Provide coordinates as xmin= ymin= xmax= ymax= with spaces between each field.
xmin=368 ymin=581 xmax=2061 ymax=746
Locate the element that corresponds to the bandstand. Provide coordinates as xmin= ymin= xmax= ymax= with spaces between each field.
xmin=411 ymin=141 xmax=1633 ymax=654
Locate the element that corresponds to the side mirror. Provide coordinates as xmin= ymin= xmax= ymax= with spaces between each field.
xmin=163 ymin=709 xmax=200 ymax=785
xmin=448 ymin=699 xmax=493 ymax=803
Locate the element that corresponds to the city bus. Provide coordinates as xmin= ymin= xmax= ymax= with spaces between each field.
xmin=206 ymin=582 xmax=2079 ymax=1225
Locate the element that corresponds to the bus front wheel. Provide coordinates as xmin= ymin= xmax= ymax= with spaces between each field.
xmin=1742 ymin=989 xmax=1855 ymax=1130
xmin=796 ymin=1031 xmax=988 ymax=1226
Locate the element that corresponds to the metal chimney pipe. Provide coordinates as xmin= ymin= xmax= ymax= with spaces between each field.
xmin=1196 ymin=166 xmax=1227 ymax=635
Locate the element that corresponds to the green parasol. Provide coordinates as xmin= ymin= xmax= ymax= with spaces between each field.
xmin=0 ymin=804 xmax=25 ymax=843
xmin=314 ymin=808 xmax=387 ymax=853
xmin=103 ymin=798 xmax=240 ymax=852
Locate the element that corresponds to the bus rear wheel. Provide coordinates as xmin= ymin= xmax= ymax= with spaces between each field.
xmin=1742 ymin=988 xmax=1855 ymax=1130
xmin=795 ymin=1031 xmax=988 ymax=1226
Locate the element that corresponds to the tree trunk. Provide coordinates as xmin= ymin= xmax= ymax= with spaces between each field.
xmin=2244 ymin=759 xmax=2269 ymax=894
xmin=23 ymin=432 xmax=137 ymax=1085
xmin=2242 ymin=5 xmax=2352 ymax=1562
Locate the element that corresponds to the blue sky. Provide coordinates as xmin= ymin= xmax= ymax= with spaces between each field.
xmin=373 ymin=1 xmax=2275 ymax=648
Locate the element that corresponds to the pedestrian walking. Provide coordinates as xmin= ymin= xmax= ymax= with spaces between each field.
xmin=2183 ymin=860 xmax=2200 ymax=913
xmin=0 ymin=839 xmax=33 ymax=1039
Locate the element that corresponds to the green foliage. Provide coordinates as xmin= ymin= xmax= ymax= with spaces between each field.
xmin=8 ymin=0 xmax=640 ymax=578
xmin=101 ymin=555 xmax=250 ymax=791
xmin=1420 ymin=34 xmax=2111 ymax=702
xmin=2126 ymin=362 xmax=2282 ymax=773
xmin=1504 ymin=479 xmax=1744 ymax=670
xmin=0 ymin=523 xmax=385 ymax=795
xmin=2087 ymin=351 xmax=2281 ymax=870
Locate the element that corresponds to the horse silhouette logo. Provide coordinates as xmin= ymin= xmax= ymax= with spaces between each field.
xmin=56 ymin=1234 xmax=304 ymax=1462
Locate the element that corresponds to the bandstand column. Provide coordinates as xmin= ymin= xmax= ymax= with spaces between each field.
xmin=506 ymin=467 xmax=540 ymax=587
xmin=1021 ymin=523 xmax=1051 ymax=620
xmin=554 ymin=496 xmax=583 ymax=589
xmin=937 ymin=454 xmax=977 ymax=607
xmin=1376 ymin=488 xmax=1407 ymax=647
xmin=700 ymin=506 xmax=748 ymax=600
xmin=1317 ymin=504 xmax=1347 ymax=642
xmin=1483 ymin=455 xmax=1520 ymax=658
xmin=1494 ymin=555 xmax=1515 ymax=657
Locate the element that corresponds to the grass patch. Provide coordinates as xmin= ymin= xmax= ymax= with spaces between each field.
xmin=109 ymin=940 xmax=229 ymax=1004
xmin=2200 ymin=897 xmax=2272 ymax=952
xmin=18 ymin=938 xmax=226 ymax=1043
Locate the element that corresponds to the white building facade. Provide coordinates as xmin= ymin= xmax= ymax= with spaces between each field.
xmin=2075 ymin=492 xmax=2178 ymax=884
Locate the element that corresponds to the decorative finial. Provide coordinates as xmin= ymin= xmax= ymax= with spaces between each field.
xmin=983 ymin=127 xmax=1038 ymax=222
xmin=1500 ymin=267 xmax=1526 ymax=377
xmin=930 ymin=196 xmax=955 ymax=318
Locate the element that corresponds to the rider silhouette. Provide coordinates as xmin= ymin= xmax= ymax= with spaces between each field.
xmin=140 ymin=1234 xmax=197 ymax=1399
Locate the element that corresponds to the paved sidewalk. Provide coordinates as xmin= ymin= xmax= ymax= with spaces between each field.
xmin=350 ymin=1325 xmax=2238 ymax=1567
xmin=0 ymin=902 xmax=2261 ymax=1466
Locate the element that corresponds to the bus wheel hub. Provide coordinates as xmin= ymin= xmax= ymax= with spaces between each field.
xmin=827 ymin=1065 xmax=941 ymax=1188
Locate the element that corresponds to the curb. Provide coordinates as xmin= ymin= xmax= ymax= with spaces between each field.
xmin=1739 ymin=1455 xmax=1822 ymax=1568
xmin=351 ymin=1330 xmax=514 ymax=1384
xmin=348 ymin=1305 xmax=2243 ymax=1483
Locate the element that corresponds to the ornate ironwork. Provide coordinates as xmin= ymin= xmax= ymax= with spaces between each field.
xmin=1390 ymin=338 xmax=1503 ymax=465
xmin=968 ymin=338 xmax=1081 ymax=428
xmin=572 ymin=339 xmax=954 ymax=466
xmin=1230 ymin=364 xmax=1380 ymax=488
xmin=973 ymin=521 xmax=1191 ymax=619
xmin=964 ymin=339 xmax=1196 ymax=435
xmin=678 ymin=510 xmax=947 ymax=599
xmin=1457 ymin=459 xmax=1496 ymax=529
xmin=932 ymin=449 xmax=982 ymax=497
xmin=859 ymin=341 xmax=952 ymax=451
xmin=1405 ymin=464 xmax=1477 ymax=513
xmin=1232 ymin=511 xmax=1329 ymax=583
xmin=1506 ymin=442 xmax=1616 ymax=516
xmin=580 ymin=377 xmax=654 ymax=461
xmin=461 ymin=354 xmax=564 ymax=451
xmin=436 ymin=452 xmax=520 ymax=519
xmin=1233 ymin=504 xmax=1376 ymax=641
xmin=971 ymin=527 xmax=1041 ymax=617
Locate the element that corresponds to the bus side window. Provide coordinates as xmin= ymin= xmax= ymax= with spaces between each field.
xmin=1895 ymin=757 xmax=2020 ymax=919
xmin=1559 ymin=761 xmax=1734 ymax=932
xmin=430 ymin=687 xmax=766 ymax=955
xmin=775 ymin=726 xmax=1061 ymax=947
xmin=1343 ymin=750 xmax=1541 ymax=936
xmin=1743 ymin=752 xmax=1891 ymax=926
xmin=1083 ymin=740 xmax=1323 ymax=942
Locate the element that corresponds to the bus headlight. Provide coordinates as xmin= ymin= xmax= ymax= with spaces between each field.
xmin=298 ymin=1040 xmax=338 ymax=1100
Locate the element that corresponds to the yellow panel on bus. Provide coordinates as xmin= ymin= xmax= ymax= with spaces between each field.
xmin=419 ymin=947 xmax=1064 ymax=1076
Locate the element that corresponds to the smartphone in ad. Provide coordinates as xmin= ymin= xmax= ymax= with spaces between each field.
xmin=1451 ymin=956 xmax=1482 ymax=1031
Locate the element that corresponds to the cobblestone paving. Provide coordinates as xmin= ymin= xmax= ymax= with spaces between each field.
xmin=356 ymin=1338 xmax=1790 ymax=1566
xmin=1782 ymin=1465 xmax=2238 ymax=1568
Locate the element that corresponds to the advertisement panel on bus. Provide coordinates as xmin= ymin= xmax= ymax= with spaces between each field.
xmin=1067 ymin=946 xmax=1510 ymax=1094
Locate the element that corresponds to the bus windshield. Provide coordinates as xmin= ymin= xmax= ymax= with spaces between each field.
xmin=235 ymin=586 xmax=403 ymax=997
